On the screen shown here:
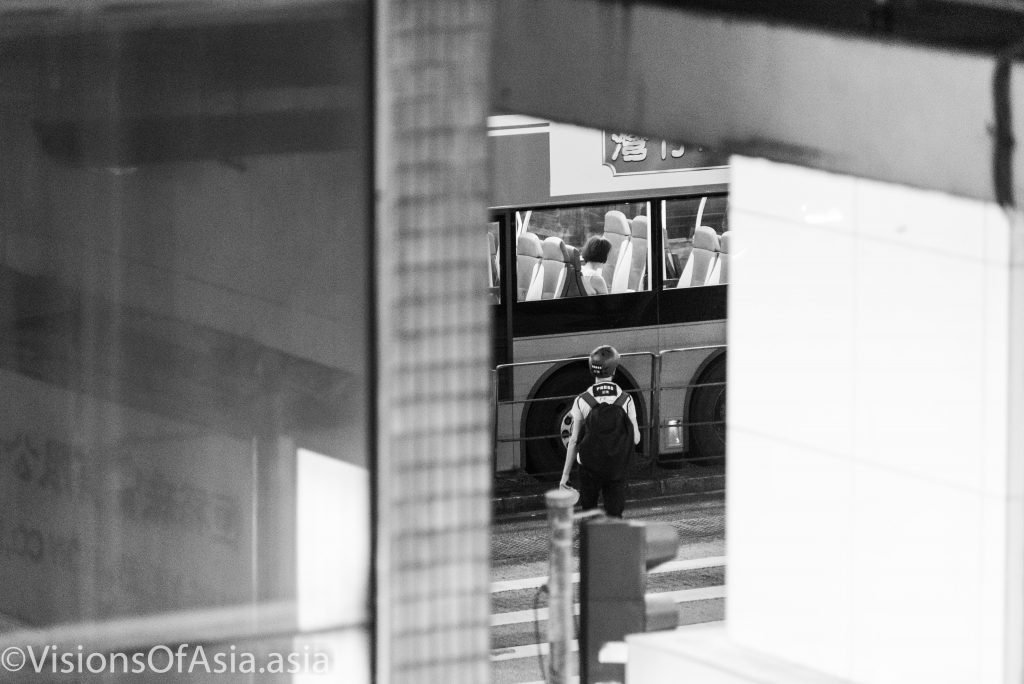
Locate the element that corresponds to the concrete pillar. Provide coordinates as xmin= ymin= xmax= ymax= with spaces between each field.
xmin=374 ymin=0 xmax=494 ymax=682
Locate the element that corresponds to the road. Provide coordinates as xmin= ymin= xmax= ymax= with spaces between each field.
xmin=490 ymin=490 xmax=726 ymax=684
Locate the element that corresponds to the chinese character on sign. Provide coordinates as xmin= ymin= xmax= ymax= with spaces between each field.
xmin=3 ymin=432 xmax=41 ymax=483
xmin=661 ymin=141 xmax=685 ymax=160
xmin=210 ymin=493 xmax=241 ymax=548
xmin=176 ymin=484 xmax=210 ymax=536
xmin=39 ymin=439 xmax=75 ymax=494
xmin=610 ymin=133 xmax=649 ymax=162
xmin=603 ymin=130 xmax=723 ymax=175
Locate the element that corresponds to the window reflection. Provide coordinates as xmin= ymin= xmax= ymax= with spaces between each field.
xmin=488 ymin=222 xmax=501 ymax=303
xmin=0 ymin=1 xmax=371 ymax=681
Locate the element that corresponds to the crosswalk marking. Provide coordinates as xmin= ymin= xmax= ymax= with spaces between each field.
xmin=490 ymin=584 xmax=726 ymax=627
xmin=491 ymin=639 xmax=577 ymax=662
xmin=490 ymin=555 xmax=726 ymax=594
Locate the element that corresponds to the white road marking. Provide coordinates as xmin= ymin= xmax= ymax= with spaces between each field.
xmin=490 ymin=556 xmax=726 ymax=594
xmin=490 ymin=585 xmax=725 ymax=627
xmin=491 ymin=639 xmax=576 ymax=662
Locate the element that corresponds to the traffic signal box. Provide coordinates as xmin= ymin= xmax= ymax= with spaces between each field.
xmin=580 ymin=518 xmax=680 ymax=684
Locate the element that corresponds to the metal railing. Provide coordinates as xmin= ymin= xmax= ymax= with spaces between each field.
xmin=657 ymin=345 xmax=727 ymax=456
xmin=492 ymin=345 xmax=726 ymax=481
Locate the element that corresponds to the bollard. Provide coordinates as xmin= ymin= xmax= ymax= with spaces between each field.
xmin=545 ymin=487 xmax=576 ymax=684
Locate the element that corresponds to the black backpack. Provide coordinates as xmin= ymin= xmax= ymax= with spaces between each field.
xmin=578 ymin=389 xmax=634 ymax=479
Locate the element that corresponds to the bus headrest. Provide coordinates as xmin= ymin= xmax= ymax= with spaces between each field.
xmin=719 ymin=231 xmax=731 ymax=254
xmin=693 ymin=225 xmax=720 ymax=252
xmin=517 ymin=231 xmax=544 ymax=258
xmin=603 ymin=210 xmax=631 ymax=237
xmin=629 ymin=215 xmax=649 ymax=240
xmin=542 ymin=237 xmax=567 ymax=262
xmin=560 ymin=240 xmax=578 ymax=264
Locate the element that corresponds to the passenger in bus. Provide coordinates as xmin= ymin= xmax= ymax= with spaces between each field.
xmin=580 ymin=236 xmax=612 ymax=295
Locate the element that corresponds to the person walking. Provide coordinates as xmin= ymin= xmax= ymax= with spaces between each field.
xmin=558 ymin=345 xmax=640 ymax=517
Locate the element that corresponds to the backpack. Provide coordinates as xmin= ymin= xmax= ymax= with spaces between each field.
xmin=578 ymin=388 xmax=634 ymax=479
xmin=560 ymin=243 xmax=587 ymax=298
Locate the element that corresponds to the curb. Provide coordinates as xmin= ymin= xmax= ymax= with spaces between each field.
xmin=492 ymin=470 xmax=725 ymax=518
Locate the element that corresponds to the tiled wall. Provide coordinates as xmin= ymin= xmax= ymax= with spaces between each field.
xmin=727 ymin=156 xmax=1018 ymax=683
xmin=375 ymin=1 xmax=494 ymax=682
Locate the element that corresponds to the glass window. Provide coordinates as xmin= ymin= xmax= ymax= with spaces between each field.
xmin=0 ymin=2 xmax=371 ymax=680
xmin=515 ymin=201 xmax=651 ymax=300
xmin=663 ymin=195 xmax=729 ymax=288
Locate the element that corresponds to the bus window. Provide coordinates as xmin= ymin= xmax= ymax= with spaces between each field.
xmin=514 ymin=201 xmax=651 ymax=301
xmin=663 ymin=195 xmax=729 ymax=288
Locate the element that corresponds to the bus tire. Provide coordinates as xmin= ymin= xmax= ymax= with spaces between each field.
xmin=687 ymin=351 xmax=726 ymax=465
xmin=522 ymin=361 xmax=592 ymax=481
xmin=522 ymin=362 xmax=644 ymax=481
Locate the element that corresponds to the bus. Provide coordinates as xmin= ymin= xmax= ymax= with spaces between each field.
xmin=488 ymin=116 xmax=732 ymax=481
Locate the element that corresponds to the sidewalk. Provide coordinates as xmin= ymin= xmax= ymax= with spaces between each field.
xmin=492 ymin=462 xmax=725 ymax=518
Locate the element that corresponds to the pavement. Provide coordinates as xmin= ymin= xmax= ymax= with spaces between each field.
xmin=490 ymin=490 xmax=727 ymax=683
xmin=492 ymin=461 xmax=725 ymax=518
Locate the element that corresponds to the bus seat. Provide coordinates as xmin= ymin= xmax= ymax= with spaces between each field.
xmin=676 ymin=225 xmax=720 ymax=288
xmin=627 ymin=215 xmax=649 ymax=291
xmin=561 ymin=242 xmax=587 ymax=298
xmin=516 ymin=231 xmax=545 ymax=301
xmin=540 ymin=237 xmax=569 ymax=299
xmin=610 ymin=241 xmax=634 ymax=293
xmin=663 ymin=225 xmax=680 ymax=284
xmin=665 ymin=251 xmax=681 ymax=283
xmin=602 ymin=210 xmax=632 ymax=293
xmin=708 ymin=230 xmax=730 ymax=284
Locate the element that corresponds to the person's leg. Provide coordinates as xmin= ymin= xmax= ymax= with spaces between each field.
xmin=602 ymin=479 xmax=627 ymax=517
xmin=577 ymin=467 xmax=601 ymax=511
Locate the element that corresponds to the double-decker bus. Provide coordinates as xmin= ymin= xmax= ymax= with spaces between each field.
xmin=489 ymin=116 xmax=732 ymax=481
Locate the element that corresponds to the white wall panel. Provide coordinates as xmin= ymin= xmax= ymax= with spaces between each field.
xmin=730 ymin=156 xmax=857 ymax=231
xmin=727 ymin=156 xmax=1014 ymax=684
xmin=728 ymin=210 xmax=856 ymax=458
xmin=849 ymin=464 xmax=983 ymax=684
xmin=728 ymin=433 xmax=855 ymax=678
xmin=982 ymin=205 xmax=1013 ymax=500
xmin=852 ymin=208 xmax=985 ymax=490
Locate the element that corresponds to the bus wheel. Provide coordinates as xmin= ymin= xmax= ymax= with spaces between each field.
xmin=522 ymin=362 xmax=592 ymax=481
xmin=688 ymin=352 xmax=726 ymax=465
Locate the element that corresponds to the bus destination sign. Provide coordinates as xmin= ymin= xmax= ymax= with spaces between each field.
xmin=602 ymin=132 xmax=728 ymax=175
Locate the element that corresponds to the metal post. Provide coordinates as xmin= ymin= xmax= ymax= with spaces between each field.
xmin=545 ymin=488 xmax=575 ymax=684
xmin=649 ymin=352 xmax=662 ymax=477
